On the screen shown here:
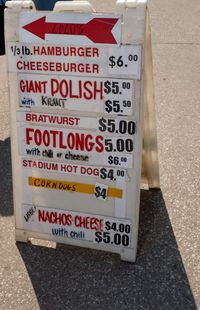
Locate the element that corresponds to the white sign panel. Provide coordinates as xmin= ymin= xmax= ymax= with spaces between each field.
xmin=7 ymin=43 xmax=142 ymax=79
xmin=22 ymin=159 xmax=128 ymax=182
xmin=18 ymin=74 xmax=134 ymax=115
xmin=17 ymin=111 xmax=136 ymax=137
xmin=17 ymin=111 xmax=97 ymax=130
xmin=22 ymin=205 xmax=132 ymax=248
xmin=5 ymin=0 xmax=148 ymax=262
xmin=19 ymin=125 xmax=134 ymax=168
xmin=20 ymin=12 xmax=122 ymax=46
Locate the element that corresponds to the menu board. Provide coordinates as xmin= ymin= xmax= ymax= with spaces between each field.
xmin=6 ymin=10 xmax=144 ymax=261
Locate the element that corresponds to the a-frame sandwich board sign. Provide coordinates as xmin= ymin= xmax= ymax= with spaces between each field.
xmin=5 ymin=0 xmax=159 ymax=262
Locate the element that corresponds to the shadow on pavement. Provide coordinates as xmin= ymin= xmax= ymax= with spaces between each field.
xmin=0 ymin=138 xmax=13 ymax=216
xmin=17 ymin=190 xmax=197 ymax=310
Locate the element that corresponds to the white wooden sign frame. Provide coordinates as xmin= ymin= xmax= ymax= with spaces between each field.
xmin=5 ymin=0 xmax=159 ymax=262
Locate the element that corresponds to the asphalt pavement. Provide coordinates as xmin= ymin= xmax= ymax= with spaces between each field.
xmin=0 ymin=0 xmax=199 ymax=309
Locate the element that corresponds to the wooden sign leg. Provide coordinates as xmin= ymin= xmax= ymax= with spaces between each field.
xmin=142 ymin=8 xmax=160 ymax=189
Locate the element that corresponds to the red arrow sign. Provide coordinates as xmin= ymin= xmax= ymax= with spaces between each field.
xmin=23 ymin=16 xmax=119 ymax=44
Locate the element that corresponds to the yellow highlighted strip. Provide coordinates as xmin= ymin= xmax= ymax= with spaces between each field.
xmin=28 ymin=177 xmax=123 ymax=199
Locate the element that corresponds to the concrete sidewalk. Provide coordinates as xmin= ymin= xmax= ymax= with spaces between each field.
xmin=0 ymin=0 xmax=199 ymax=309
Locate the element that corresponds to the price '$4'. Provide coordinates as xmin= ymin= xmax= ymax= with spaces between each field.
xmin=94 ymin=183 xmax=108 ymax=201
